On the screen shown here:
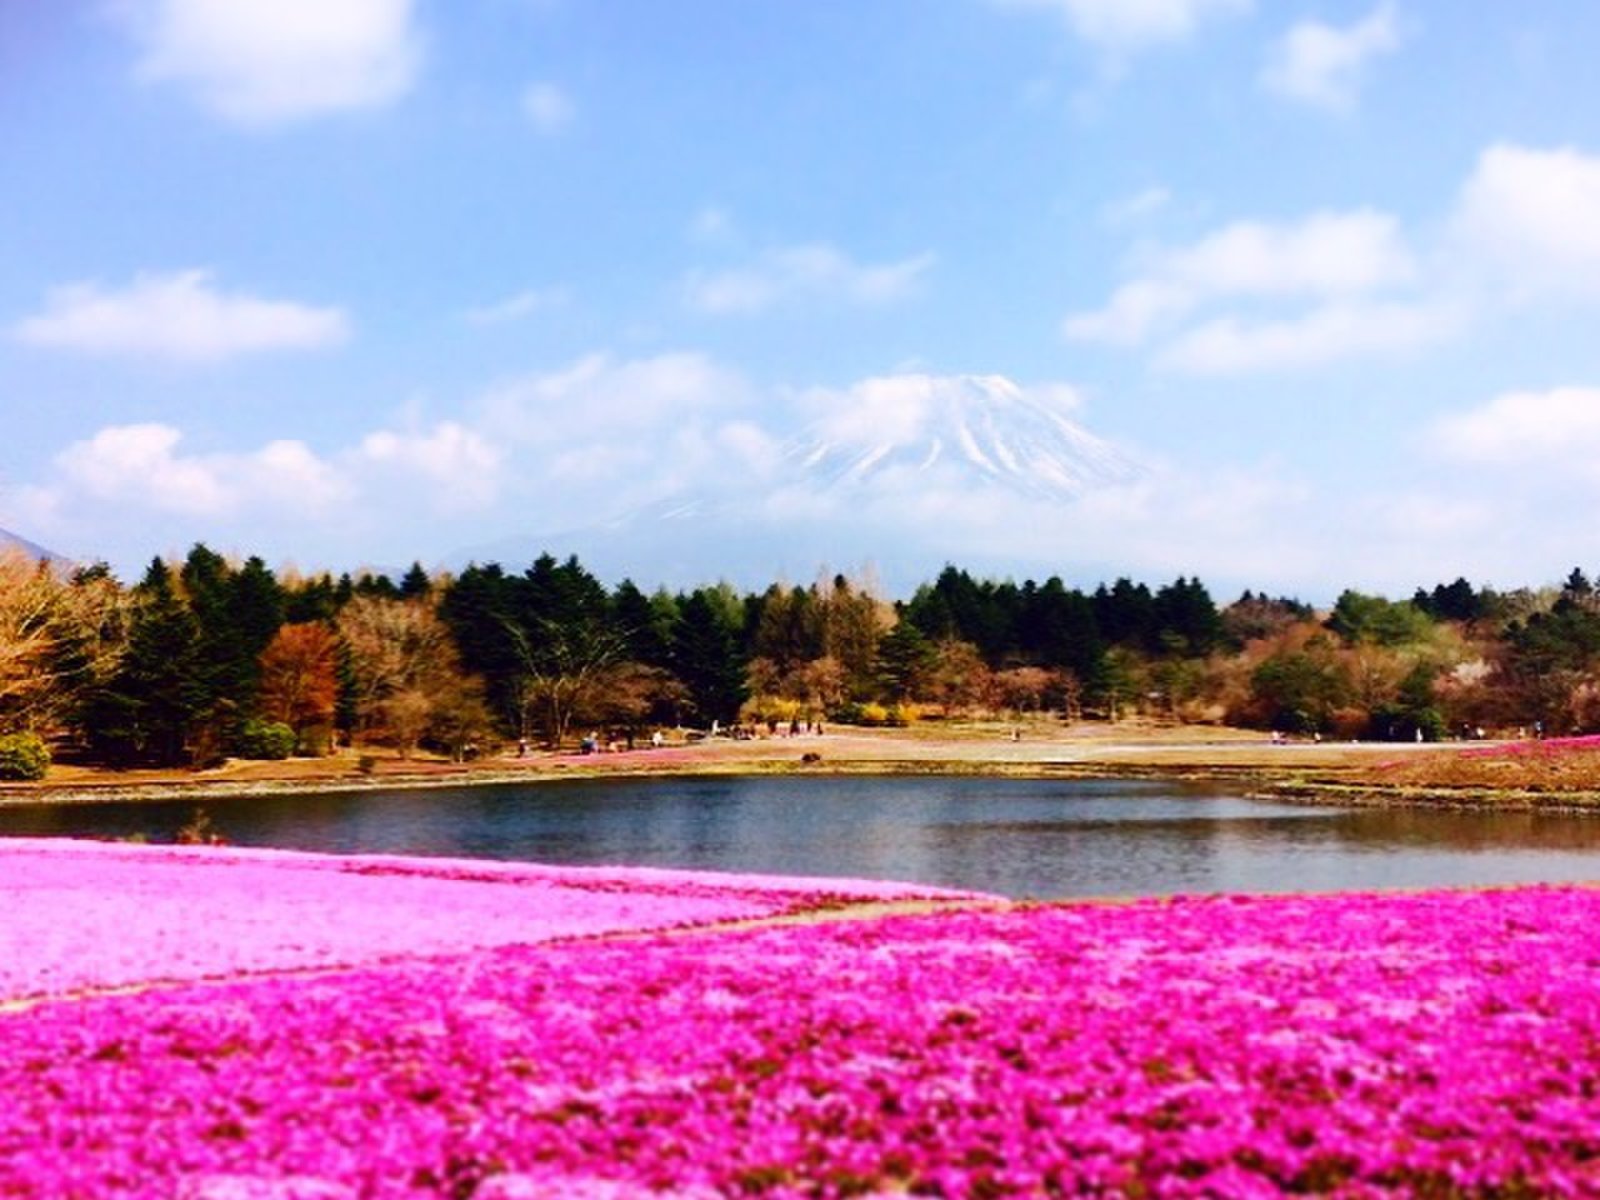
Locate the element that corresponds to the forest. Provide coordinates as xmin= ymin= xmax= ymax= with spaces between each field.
xmin=3 ymin=543 xmax=1600 ymax=775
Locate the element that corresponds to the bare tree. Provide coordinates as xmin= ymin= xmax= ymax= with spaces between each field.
xmin=0 ymin=556 xmax=127 ymax=733
xmin=503 ymin=614 xmax=630 ymax=747
xmin=337 ymin=594 xmax=474 ymax=752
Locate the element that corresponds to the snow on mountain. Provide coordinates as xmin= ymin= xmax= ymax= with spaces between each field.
xmin=447 ymin=373 xmax=1143 ymax=589
xmin=788 ymin=374 xmax=1139 ymax=501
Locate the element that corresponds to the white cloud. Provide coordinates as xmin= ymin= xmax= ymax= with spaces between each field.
xmin=688 ymin=207 xmax=734 ymax=243
xmin=1157 ymin=299 xmax=1459 ymax=374
xmin=1453 ymin=143 xmax=1600 ymax=299
xmin=481 ymin=352 xmax=748 ymax=442
xmin=355 ymin=422 xmax=504 ymax=509
xmin=1162 ymin=210 xmax=1416 ymax=297
xmin=462 ymin=287 xmax=567 ymax=326
xmin=467 ymin=352 xmax=762 ymax=524
xmin=57 ymin=424 xmax=227 ymax=514
xmin=993 ymin=0 xmax=1250 ymax=51
xmin=1063 ymin=280 xmax=1194 ymax=345
xmin=12 ymin=269 xmax=349 ymax=363
xmin=803 ymin=375 xmax=947 ymax=447
xmin=52 ymin=424 xmax=349 ymax=516
xmin=1066 ymin=209 xmax=1416 ymax=347
xmin=1074 ymin=142 xmax=1600 ymax=374
xmin=684 ymin=243 xmax=935 ymax=315
xmin=521 ymin=81 xmax=574 ymax=134
xmin=1103 ymin=186 xmax=1171 ymax=226
xmin=1433 ymin=387 xmax=1600 ymax=471
xmin=1261 ymin=3 xmax=1404 ymax=112
xmin=114 ymin=0 xmax=421 ymax=125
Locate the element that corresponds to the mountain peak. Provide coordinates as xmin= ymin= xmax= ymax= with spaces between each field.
xmin=789 ymin=373 xmax=1139 ymax=501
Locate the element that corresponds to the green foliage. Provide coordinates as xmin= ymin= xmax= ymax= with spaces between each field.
xmin=180 ymin=547 xmax=285 ymax=758
xmin=1151 ymin=577 xmax=1222 ymax=657
xmin=1411 ymin=577 xmax=1486 ymax=624
xmin=0 ymin=731 xmax=50 ymax=780
xmin=398 ymin=562 xmax=432 ymax=599
xmin=875 ymin=621 xmax=935 ymax=701
xmin=612 ymin=579 xmax=677 ymax=669
xmin=82 ymin=558 xmax=204 ymax=766
xmin=49 ymin=539 xmax=1600 ymax=768
xmin=1250 ymin=647 xmax=1352 ymax=734
xmin=1367 ymin=662 xmax=1446 ymax=741
xmin=1326 ymin=591 xmax=1434 ymax=648
xmin=235 ymin=718 xmax=296 ymax=760
xmin=673 ymin=588 xmax=748 ymax=724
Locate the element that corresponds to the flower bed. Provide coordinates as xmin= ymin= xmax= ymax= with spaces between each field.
xmin=0 ymin=838 xmax=980 ymax=1004
xmin=5 ymin=871 xmax=1600 ymax=1196
xmin=1458 ymin=734 xmax=1600 ymax=761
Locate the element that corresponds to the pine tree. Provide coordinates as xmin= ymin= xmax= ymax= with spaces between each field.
xmin=84 ymin=559 xmax=202 ymax=765
xmin=673 ymin=589 xmax=747 ymax=724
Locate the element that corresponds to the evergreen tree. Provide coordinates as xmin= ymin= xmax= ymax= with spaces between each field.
xmin=284 ymin=573 xmax=339 ymax=623
xmin=439 ymin=563 xmax=521 ymax=729
xmin=875 ymin=621 xmax=935 ymax=702
xmin=177 ymin=546 xmax=282 ymax=756
xmin=673 ymin=589 xmax=748 ymax=723
xmin=1022 ymin=577 xmax=1103 ymax=682
xmin=398 ymin=562 xmax=432 ymax=599
xmin=1094 ymin=578 xmax=1157 ymax=650
xmin=1153 ymin=576 xmax=1221 ymax=657
xmin=83 ymin=559 xmax=202 ymax=765
xmin=612 ymin=578 xmax=676 ymax=669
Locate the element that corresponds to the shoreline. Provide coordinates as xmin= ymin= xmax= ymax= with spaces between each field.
xmin=4 ymin=723 xmax=1597 ymax=812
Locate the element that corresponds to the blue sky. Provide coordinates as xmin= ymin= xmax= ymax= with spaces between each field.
xmin=5 ymin=1 xmax=1600 ymax=600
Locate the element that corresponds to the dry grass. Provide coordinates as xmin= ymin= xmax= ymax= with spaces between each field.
xmin=1358 ymin=741 xmax=1600 ymax=795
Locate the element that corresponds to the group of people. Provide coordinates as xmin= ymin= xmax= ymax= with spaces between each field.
xmin=713 ymin=718 xmax=825 ymax=739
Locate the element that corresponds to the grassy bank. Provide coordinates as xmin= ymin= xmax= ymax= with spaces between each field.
xmin=4 ymin=720 xmax=1594 ymax=811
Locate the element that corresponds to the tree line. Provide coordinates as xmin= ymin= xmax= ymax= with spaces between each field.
xmin=3 ymin=544 xmax=1600 ymax=769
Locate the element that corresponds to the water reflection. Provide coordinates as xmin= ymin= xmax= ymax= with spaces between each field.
xmin=3 ymin=776 xmax=1600 ymax=900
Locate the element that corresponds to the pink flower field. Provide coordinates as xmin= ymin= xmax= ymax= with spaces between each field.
xmin=0 ymin=838 xmax=977 ymax=1004
xmin=5 ymin=841 xmax=1600 ymax=1196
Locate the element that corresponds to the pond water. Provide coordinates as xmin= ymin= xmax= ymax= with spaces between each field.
xmin=7 ymin=775 xmax=1600 ymax=900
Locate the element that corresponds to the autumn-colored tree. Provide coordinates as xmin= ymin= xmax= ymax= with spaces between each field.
xmin=927 ymin=639 xmax=992 ymax=716
xmin=258 ymin=622 xmax=338 ymax=750
xmin=0 ymin=555 xmax=66 ymax=732
xmin=583 ymin=662 xmax=689 ymax=735
xmin=800 ymin=656 xmax=848 ymax=716
xmin=816 ymin=573 xmax=891 ymax=696
xmin=427 ymin=672 xmax=497 ymax=761
xmin=336 ymin=594 xmax=481 ymax=754
xmin=993 ymin=666 xmax=1054 ymax=715
xmin=0 ymin=556 xmax=129 ymax=735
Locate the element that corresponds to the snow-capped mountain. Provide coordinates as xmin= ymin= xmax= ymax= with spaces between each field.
xmin=447 ymin=373 xmax=1144 ymax=590
xmin=788 ymin=373 xmax=1140 ymax=502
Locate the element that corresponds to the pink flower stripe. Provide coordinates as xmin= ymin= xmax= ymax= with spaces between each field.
xmin=6 ymin=882 xmax=1600 ymax=1196
xmin=1460 ymin=733 xmax=1600 ymax=759
xmin=0 ymin=839 xmax=983 ymax=1003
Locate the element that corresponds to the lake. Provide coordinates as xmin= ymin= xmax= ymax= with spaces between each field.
xmin=6 ymin=775 xmax=1600 ymax=900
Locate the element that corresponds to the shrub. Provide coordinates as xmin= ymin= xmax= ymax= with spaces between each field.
xmin=858 ymin=702 xmax=890 ymax=727
xmin=828 ymin=701 xmax=865 ymax=725
xmin=0 ymin=732 xmax=49 ymax=781
xmin=235 ymin=719 xmax=296 ymax=761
